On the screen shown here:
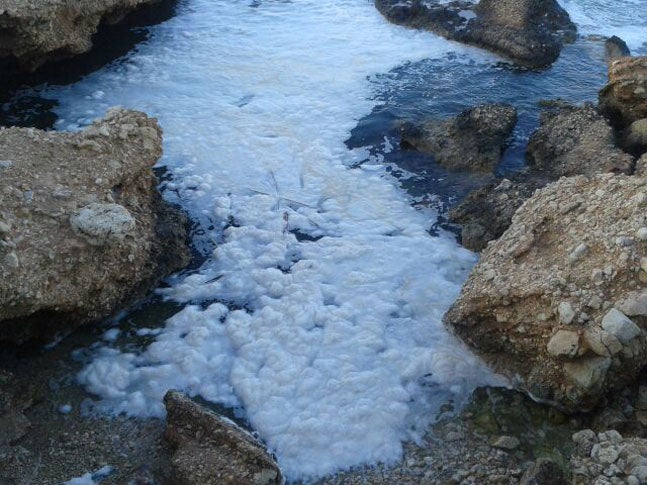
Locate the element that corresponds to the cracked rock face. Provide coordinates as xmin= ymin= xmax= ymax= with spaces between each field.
xmin=374 ymin=0 xmax=576 ymax=68
xmin=0 ymin=108 xmax=190 ymax=343
xmin=0 ymin=0 xmax=162 ymax=71
xmin=163 ymin=391 xmax=283 ymax=485
xmin=599 ymin=56 xmax=647 ymax=128
xmin=444 ymin=174 xmax=647 ymax=412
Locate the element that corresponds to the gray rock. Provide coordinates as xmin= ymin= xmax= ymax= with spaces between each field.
xmin=163 ymin=391 xmax=282 ymax=485
xmin=558 ymin=302 xmax=576 ymax=325
xmin=635 ymin=153 xmax=647 ymax=177
xmin=591 ymin=444 xmax=620 ymax=465
xmin=601 ymin=309 xmax=641 ymax=343
xmin=573 ymin=429 xmax=598 ymax=457
xmin=616 ymin=292 xmax=647 ymax=317
xmin=400 ymin=103 xmax=517 ymax=172
xmin=70 ymin=203 xmax=136 ymax=246
xmin=583 ymin=328 xmax=623 ymax=357
xmin=563 ymin=357 xmax=611 ymax=391
xmin=624 ymin=118 xmax=647 ymax=155
xmin=520 ymin=458 xmax=566 ymax=485
xmin=490 ymin=435 xmax=521 ymax=450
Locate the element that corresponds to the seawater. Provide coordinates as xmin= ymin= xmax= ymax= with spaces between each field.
xmin=28 ymin=0 xmax=647 ymax=480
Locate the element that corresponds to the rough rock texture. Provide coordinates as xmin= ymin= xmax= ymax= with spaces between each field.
xmin=163 ymin=391 xmax=282 ymax=485
xmin=374 ymin=0 xmax=576 ymax=68
xmin=0 ymin=108 xmax=190 ymax=343
xmin=635 ymin=153 xmax=647 ymax=177
xmin=570 ymin=430 xmax=647 ymax=484
xmin=445 ymin=174 xmax=647 ymax=412
xmin=624 ymin=118 xmax=647 ymax=157
xmin=0 ymin=370 xmax=32 ymax=448
xmin=0 ymin=0 xmax=161 ymax=71
xmin=599 ymin=57 xmax=647 ymax=127
xmin=527 ymin=103 xmax=634 ymax=178
xmin=604 ymin=36 xmax=631 ymax=63
xmin=449 ymin=176 xmax=546 ymax=251
xmin=400 ymin=103 xmax=517 ymax=172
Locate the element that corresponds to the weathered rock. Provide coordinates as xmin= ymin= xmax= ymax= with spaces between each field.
xmin=400 ymin=103 xmax=517 ymax=172
xmin=163 ymin=391 xmax=282 ymax=485
xmin=604 ymin=35 xmax=631 ymax=62
xmin=527 ymin=103 xmax=634 ymax=178
xmin=624 ymin=118 xmax=647 ymax=156
xmin=599 ymin=57 xmax=647 ymax=127
xmin=635 ymin=153 xmax=647 ymax=177
xmin=0 ymin=0 xmax=163 ymax=71
xmin=374 ymin=0 xmax=576 ymax=68
xmin=0 ymin=108 xmax=190 ymax=342
xmin=449 ymin=176 xmax=545 ymax=251
xmin=444 ymin=174 xmax=647 ymax=411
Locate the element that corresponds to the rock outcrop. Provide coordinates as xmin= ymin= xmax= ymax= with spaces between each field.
xmin=163 ymin=391 xmax=282 ymax=485
xmin=445 ymin=174 xmax=647 ymax=412
xmin=527 ymin=103 xmax=634 ymax=177
xmin=400 ymin=103 xmax=517 ymax=172
xmin=599 ymin=57 xmax=647 ymax=128
xmin=0 ymin=108 xmax=190 ymax=342
xmin=604 ymin=36 xmax=631 ymax=63
xmin=449 ymin=176 xmax=545 ymax=251
xmin=0 ymin=0 xmax=162 ymax=71
xmin=374 ymin=0 xmax=576 ymax=68
xmin=571 ymin=430 xmax=647 ymax=484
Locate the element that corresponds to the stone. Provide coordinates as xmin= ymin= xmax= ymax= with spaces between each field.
xmin=547 ymin=330 xmax=580 ymax=358
xmin=599 ymin=57 xmax=647 ymax=127
xmin=601 ymin=309 xmax=641 ymax=343
xmin=591 ymin=444 xmax=620 ymax=465
xmin=0 ymin=109 xmax=190 ymax=343
xmin=604 ymin=36 xmax=631 ymax=62
xmin=563 ymin=357 xmax=611 ymax=390
xmin=520 ymin=458 xmax=566 ymax=485
xmin=400 ymin=103 xmax=517 ymax=172
xmin=558 ymin=302 xmax=576 ymax=325
xmin=490 ymin=435 xmax=521 ymax=450
xmin=374 ymin=0 xmax=576 ymax=68
xmin=616 ymin=292 xmax=647 ymax=317
xmin=70 ymin=203 xmax=136 ymax=246
xmin=163 ymin=391 xmax=282 ymax=485
xmin=527 ymin=104 xmax=633 ymax=178
xmin=583 ymin=328 xmax=623 ymax=357
xmin=573 ymin=429 xmax=598 ymax=457
xmin=0 ymin=0 xmax=163 ymax=71
xmin=636 ymin=154 xmax=647 ymax=177
xmin=624 ymin=118 xmax=647 ymax=155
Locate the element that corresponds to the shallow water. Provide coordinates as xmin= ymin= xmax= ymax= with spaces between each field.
xmin=18 ymin=0 xmax=647 ymax=480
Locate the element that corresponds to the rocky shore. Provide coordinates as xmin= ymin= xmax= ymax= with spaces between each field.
xmin=1 ymin=0 xmax=647 ymax=483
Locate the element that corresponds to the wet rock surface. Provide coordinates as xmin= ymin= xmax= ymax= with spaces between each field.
xmin=0 ymin=0 xmax=163 ymax=71
xmin=445 ymin=174 xmax=647 ymax=412
xmin=400 ymin=103 xmax=517 ymax=172
xmin=374 ymin=0 xmax=576 ymax=68
xmin=163 ymin=391 xmax=282 ymax=485
xmin=0 ymin=108 xmax=190 ymax=343
xmin=604 ymin=36 xmax=631 ymax=63
xmin=599 ymin=56 xmax=647 ymax=128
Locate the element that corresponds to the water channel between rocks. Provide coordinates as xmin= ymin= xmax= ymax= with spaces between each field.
xmin=4 ymin=0 xmax=647 ymax=481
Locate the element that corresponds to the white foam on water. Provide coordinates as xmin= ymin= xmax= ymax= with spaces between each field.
xmin=38 ymin=0 xmax=647 ymax=480
xmin=560 ymin=0 xmax=647 ymax=53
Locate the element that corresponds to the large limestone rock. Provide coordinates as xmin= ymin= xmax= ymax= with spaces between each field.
xmin=527 ymin=103 xmax=634 ymax=178
xmin=374 ymin=0 xmax=576 ymax=68
xmin=445 ymin=174 xmax=647 ymax=412
xmin=0 ymin=0 xmax=162 ymax=71
xmin=0 ymin=108 xmax=190 ymax=342
xmin=400 ymin=103 xmax=517 ymax=172
xmin=599 ymin=57 xmax=647 ymax=127
xmin=163 ymin=391 xmax=282 ymax=485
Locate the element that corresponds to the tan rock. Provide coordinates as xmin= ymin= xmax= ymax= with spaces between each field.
xmin=163 ymin=391 xmax=282 ymax=485
xmin=0 ymin=109 xmax=190 ymax=343
xmin=0 ymin=0 xmax=161 ymax=71
xmin=444 ymin=174 xmax=647 ymax=411
xmin=599 ymin=57 xmax=647 ymax=127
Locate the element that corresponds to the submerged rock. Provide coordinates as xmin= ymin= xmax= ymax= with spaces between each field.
xmin=527 ymin=103 xmax=634 ymax=178
xmin=0 ymin=0 xmax=163 ymax=71
xmin=400 ymin=103 xmax=517 ymax=172
xmin=163 ymin=391 xmax=282 ymax=485
xmin=0 ymin=108 xmax=190 ymax=342
xmin=374 ymin=0 xmax=576 ymax=68
xmin=599 ymin=56 xmax=647 ymax=127
xmin=444 ymin=174 xmax=647 ymax=412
